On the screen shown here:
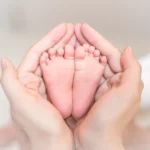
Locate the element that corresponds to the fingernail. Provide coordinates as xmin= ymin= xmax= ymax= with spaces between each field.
xmin=53 ymin=44 xmax=59 ymax=50
xmin=0 ymin=58 xmax=5 ymax=78
xmin=124 ymin=46 xmax=133 ymax=56
xmin=54 ymin=42 xmax=65 ymax=50
xmin=0 ymin=58 xmax=2 ymax=77
xmin=127 ymin=46 xmax=132 ymax=52
xmin=0 ymin=58 xmax=2 ymax=70
xmin=128 ymin=46 xmax=134 ymax=56
xmin=0 ymin=58 xmax=6 ymax=69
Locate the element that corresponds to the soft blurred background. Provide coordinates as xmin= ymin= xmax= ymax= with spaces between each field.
xmin=0 ymin=0 xmax=150 ymax=149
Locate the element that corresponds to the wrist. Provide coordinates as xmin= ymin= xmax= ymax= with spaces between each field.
xmin=94 ymin=130 xmax=125 ymax=150
xmin=30 ymin=130 xmax=74 ymax=150
xmin=76 ymin=137 xmax=125 ymax=150
xmin=96 ymin=135 xmax=125 ymax=150
xmin=98 ymin=142 xmax=125 ymax=150
xmin=76 ymin=126 xmax=125 ymax=150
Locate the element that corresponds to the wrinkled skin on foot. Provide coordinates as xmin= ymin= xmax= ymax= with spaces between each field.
xmin=40 ymin=45 xmax=75 ymax=119
xmin=39 ymin=44 xmax=107 ymax=120
xmin=72 ymin=45 xmax=107 ymax=119
xmin=65 ymin=23 xmax=123 ymax=123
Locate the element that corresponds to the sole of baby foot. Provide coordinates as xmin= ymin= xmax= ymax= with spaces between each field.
xmin=72 ymin=44 xmax=107 ymax=120
xmin=40 ymin=45 xmax=75 ymax=119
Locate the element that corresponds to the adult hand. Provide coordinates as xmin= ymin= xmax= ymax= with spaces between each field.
xmin=18 ymin=23 xmax=74 ymax=99
xmin=0 ymin=58 xmax=73 ymax=150
xmin=0 ymin=23 xmax=74 ymax=146
xmin=74 ymin=47 xmax=143 ymax=150
xmin=75 ymin=23 xmax=122 ymax=82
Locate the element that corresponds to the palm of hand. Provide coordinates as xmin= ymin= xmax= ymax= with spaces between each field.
xmin=10 ymin=70 xmax=69 ymax=141
xmin=5 ymin=23 xmax=75 ymax=145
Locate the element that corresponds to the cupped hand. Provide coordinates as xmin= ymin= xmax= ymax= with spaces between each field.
xmin=0 ymin=23 xmax=142 ymax=150
xmin=74 ymin=48 xmax=143 ymax=150
xmin=0 ymin=23 xmax=75 ymax=148
xmin=1 ymin=58 xmax=73 ymax=150
xmin=75 ymin=23 xmax=122 ymax=79
xmin=18 ymin=23 xmax=74 ymax=99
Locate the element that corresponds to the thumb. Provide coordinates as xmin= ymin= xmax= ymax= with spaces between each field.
xmin=0 ymin=58 xmax=18 ymax=82
xmin=0 ymin=58 xmax=26 ymax=104
xmin=120 ymin=47 xmax=142 ymax=87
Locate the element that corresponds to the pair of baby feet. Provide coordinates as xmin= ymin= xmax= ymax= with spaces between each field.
xmin=40 ymin=44 xmax=107 ymax=119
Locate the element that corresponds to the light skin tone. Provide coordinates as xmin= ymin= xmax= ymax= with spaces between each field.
xmin=123 ymin=122 xmax=150 ymax=150
xmin=0 ymin=23 xmax=76 ymax=146
xmin=0 ymin=58 xmax=74 ymax=150
xmin=0 ymin=46 xmax=143 ymax=150
xmin=75 ymin=23 xmax=122 ymax=79
xmin=40 ymin=44 xmax=107 ymax=119
xmin=39 ymin=23 xmax=121 ymax=120
xmin=74 ymin=47 xmax=143 ymax=150
xmin=74 ymin=24 xmax=150 ymax=150
xmin=0 ymin=23 xmax=75 ymax=150
xmin=0 ymin=23 xmax=147 ymax=150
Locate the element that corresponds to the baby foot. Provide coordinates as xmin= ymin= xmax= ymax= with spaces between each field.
xmin=40 ymin=45 xmax=75 ymax=119
xmin=73 ymin=44 xmax=107 ymax=119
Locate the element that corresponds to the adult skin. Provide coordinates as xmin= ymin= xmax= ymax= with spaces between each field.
xmin=74 ymin=24 xmax=149 ymax=150
xmin=1 ymin=58 xmax=74 ymax=150
xmin=0 ymin=23 xmax=123 ymax=146
xmin=0 ymin=23 xmax=75 ymax=149
xmin=0 ymin=23 xmax=144 ymax=150
xmin=75 ymin=23 xmax=122 ymax=80
xmin=1 ymin=46 xmax=143 ymax=150
xmin=74 ymin=47 xmax=143 ymax=150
